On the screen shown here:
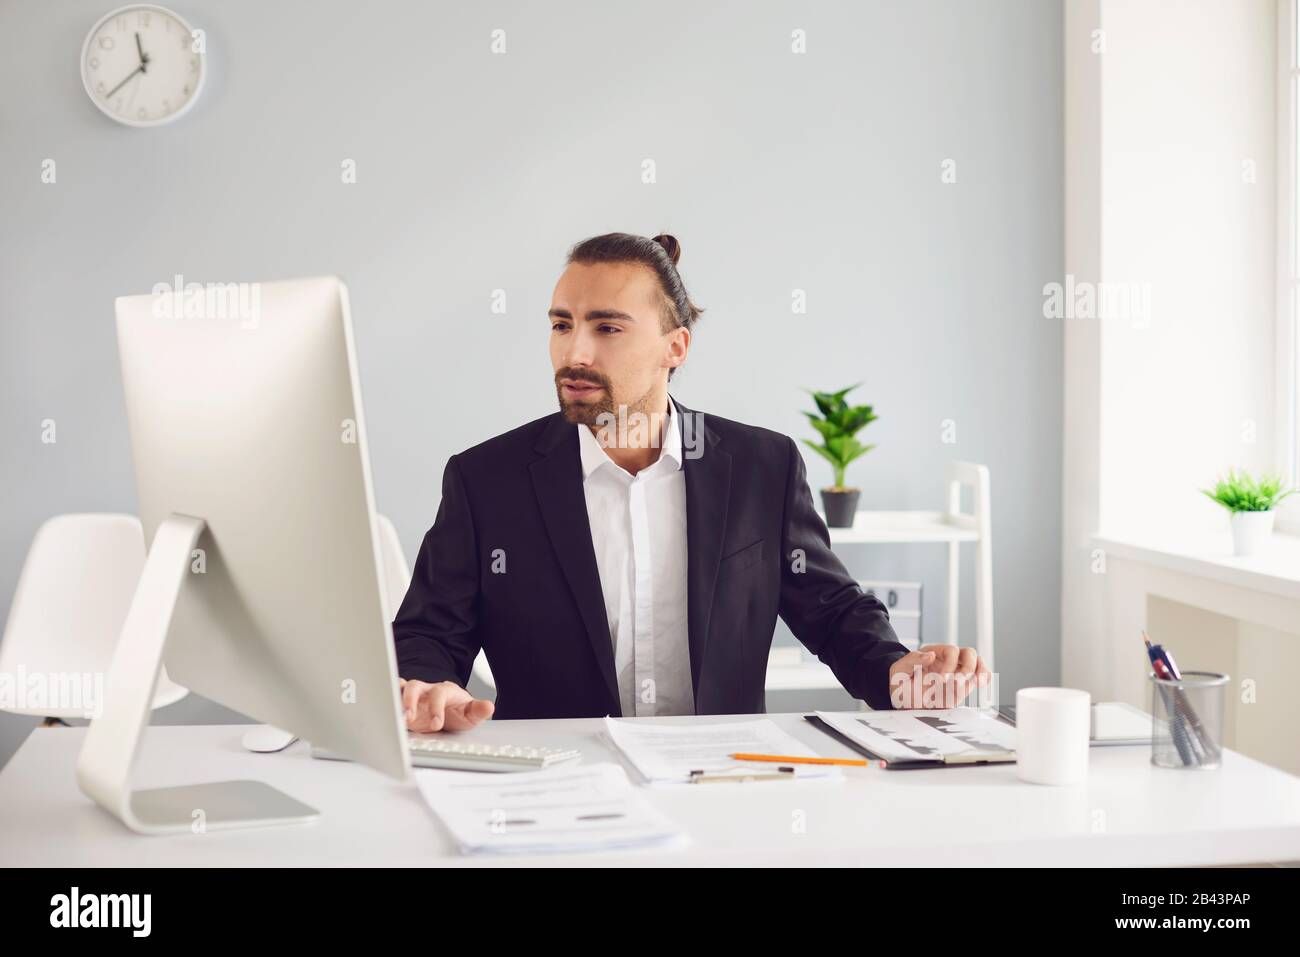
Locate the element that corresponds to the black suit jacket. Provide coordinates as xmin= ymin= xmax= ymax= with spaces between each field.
xmin=392 ymin=395 xmax=910 ymax=718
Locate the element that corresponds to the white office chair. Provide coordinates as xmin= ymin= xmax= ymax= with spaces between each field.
xmin=379 ymin=517 xmax=495 ymax=692
xmin=0 ymin=513 xmax=187 ymax=720
xmin=470 ymin=653 xmax=496 ymax=691
xmin=374 ymin=514 xmax=495 ymax=689
xmin=374 ymin=514 xmax=410 ymax=623
xmin=0 ymin=512 xmax=413 ymax=736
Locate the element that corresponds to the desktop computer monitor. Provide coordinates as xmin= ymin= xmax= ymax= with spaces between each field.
xmin=77 ymin=275 xmax=410 ymax=834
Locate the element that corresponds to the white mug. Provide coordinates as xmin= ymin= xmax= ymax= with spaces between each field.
xmin=1015 ymin=687 xmax=1091 ymax=785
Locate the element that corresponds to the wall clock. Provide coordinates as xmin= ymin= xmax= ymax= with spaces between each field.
xmin=80 ymin=4 xmax=206 ymax=127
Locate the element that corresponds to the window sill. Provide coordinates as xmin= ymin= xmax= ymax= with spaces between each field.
xmin=1092 ymin=529 xmax=1300 ymax=603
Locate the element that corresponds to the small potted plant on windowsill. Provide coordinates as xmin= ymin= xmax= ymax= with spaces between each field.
xmin=1201 ymin=468 xmax=1298 ymax=557
xmin=802 ymin=383 xmax=877 ymax=528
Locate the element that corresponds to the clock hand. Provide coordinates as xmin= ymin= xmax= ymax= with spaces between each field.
xmin=135 ymin=31 xmax=149 ymax=70
xmin=105 ymin=64 xmax=144 ymax=100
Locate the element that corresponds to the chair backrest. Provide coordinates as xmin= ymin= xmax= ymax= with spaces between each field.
xmin=374 ymin=514 xmax=410 ymax=621
xmin=372 ymin=516 xmax=495 ymax=691
xmin=0 ymin=514 xmax=186 ymax=717
xmin=0 ymin=513 xmax=489 ymax=717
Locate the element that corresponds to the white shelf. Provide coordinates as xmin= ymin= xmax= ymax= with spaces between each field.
xmin=818 ymin=510 xmax=980 ymax=545
xmin=808 ymin=462 xmax=995 ymax=670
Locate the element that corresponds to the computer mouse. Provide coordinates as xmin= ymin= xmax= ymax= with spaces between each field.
xmin=241 ymin=725 xmax=299 ymax=753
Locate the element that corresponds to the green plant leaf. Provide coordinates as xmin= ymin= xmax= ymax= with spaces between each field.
xmin=802 ymin=413 xmax=840 ymax=441
xmin=843 ymin=442 xmax=876 ymax=465
xmin=1200 ymin=467 xmax=1299 ymax=513
xmin=828 ymin=383 xmax=863 ymax=404
xmin=839 ymin=405 xmax=877 ymax=435
xmin=803 ymin=383 xmax=862 ymax=420
xmin=809 ymin=391 xmax=841 ymax=419
xmin=802 ymin=438 xmax=841 ymax=470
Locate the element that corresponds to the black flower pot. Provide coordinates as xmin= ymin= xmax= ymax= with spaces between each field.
xmin=820 ymin=488 xmax=861 ymax=528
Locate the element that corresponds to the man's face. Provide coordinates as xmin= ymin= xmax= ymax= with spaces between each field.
xmin=549 ymin=261 xmax=689 ymax=426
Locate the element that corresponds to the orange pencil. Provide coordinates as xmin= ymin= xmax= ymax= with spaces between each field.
xmin=729 ymin=752 xmax=885 ymax=768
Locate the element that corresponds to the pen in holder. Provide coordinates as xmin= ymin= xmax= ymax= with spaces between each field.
xmin=1148 ymin=670 xmax=1227 ymax=770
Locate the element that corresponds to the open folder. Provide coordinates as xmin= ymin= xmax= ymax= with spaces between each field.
xmin=807 ymin=709 xmax=1017 ymax=769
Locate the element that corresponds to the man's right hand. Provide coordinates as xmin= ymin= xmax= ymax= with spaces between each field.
xmin=399 ymin=678 xmax=495 ymax=732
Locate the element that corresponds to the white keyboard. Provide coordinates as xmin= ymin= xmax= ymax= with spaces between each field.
xmin=407 ymin=735 xmax=582 ymax=771
xmin=311 ymin=736 xmax=583 ymax=772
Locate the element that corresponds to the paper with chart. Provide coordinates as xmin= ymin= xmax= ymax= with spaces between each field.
xmin=415 ymin=762 xmax=687 ymax=855
xmin=603 ymin=716 xmax=843 ymax=785
xmin=815 ymin=708 xmax=1017 ymax=763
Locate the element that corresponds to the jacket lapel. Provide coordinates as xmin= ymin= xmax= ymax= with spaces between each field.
xmin=674 ymin=396 xmax=731 ymax=705
xmin=529 ymin=414 xmax=622 ymax=711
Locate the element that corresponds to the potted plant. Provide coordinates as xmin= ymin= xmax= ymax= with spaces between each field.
xmin=801 ymin=384 xmax=877 ymax=528
xmin=1200 ymin=468 xmax=1297 ymax=556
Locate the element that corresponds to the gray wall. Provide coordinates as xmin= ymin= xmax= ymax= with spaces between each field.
xmin=0 ymin=0 xmax=1063 ymax=766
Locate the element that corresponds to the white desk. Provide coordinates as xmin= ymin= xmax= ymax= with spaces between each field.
xmin=2 ymin=713 xmax=1298 ymax=867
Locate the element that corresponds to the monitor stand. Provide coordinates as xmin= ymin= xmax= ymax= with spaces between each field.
xmin=76 ymin=513 xmax=320 ymax=834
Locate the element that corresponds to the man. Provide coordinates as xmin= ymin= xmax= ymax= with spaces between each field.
xmin=394 ymin=232 xmax=989 ymax=732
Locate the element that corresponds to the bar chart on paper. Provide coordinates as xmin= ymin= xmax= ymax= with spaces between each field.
xmin=814 ymin=709 xmax=1017 ymax=763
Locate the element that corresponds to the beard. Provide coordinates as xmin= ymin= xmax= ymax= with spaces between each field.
xmin=555 ymin=371 xmax=615 ymax=426
xmin=554 ymin=371 xmax=660 ymax=430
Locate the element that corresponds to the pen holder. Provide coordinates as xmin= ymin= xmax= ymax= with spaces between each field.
xmin=1148 ymin=671 xmax=1227 ymax=770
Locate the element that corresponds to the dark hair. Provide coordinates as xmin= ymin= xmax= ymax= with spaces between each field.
xmin=566 ymin=232 xmax=704 ymax=381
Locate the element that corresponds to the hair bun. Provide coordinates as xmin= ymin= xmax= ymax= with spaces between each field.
xmin=652 ymin=233 xmax=682 ymax=266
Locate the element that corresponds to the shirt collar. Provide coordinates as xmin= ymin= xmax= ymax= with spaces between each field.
xmin=578 ymin=398 xmax=682 ymax=480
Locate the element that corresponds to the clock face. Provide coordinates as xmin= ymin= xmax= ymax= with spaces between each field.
xmin=80 ymin=5 xmax=205 ymax=127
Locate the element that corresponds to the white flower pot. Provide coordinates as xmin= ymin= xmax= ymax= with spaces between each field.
xmin=1230 ymin=510 xmax=1274 ymax=557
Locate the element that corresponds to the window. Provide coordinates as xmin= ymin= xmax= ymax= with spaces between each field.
xmin=1277 ymin=0 xmax=1300 ymax=530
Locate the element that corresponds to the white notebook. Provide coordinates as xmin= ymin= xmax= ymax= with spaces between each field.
xmin=995 ymin=700 xmax=1153 ymax=746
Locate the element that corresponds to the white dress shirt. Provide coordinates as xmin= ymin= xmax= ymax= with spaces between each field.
xmin=577 ymin=400 xmax=693 ymax=717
